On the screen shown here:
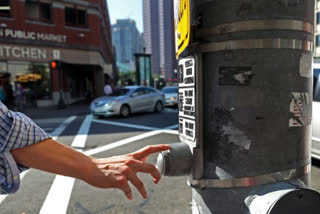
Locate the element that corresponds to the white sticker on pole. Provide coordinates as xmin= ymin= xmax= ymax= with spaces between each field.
xmin=179 ymin=88 xmax=195 ymax=119
xmin=178 ymin=56 xmax=196 ymax=148
xmin=178 ymin=57 xmax=196 ymax=120
xmin=178 ymin=58 xmax=195 ymax=87
xmin=289 ymin=92 xmax=312 ymax=127
xmin=179 ymin=117 xmax=196 ymax=147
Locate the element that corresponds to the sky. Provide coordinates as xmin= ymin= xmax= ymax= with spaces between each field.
xmin=107 ymin=0 xmax=143 ymax=33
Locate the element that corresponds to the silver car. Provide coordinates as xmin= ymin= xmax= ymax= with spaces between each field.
xmin=90 ymin=86 xmax=165 ymax=117
xmin=162 ymin=86 xmax=178 ymax=107
xmin=313 ymin=70 xmax=320 ymax=159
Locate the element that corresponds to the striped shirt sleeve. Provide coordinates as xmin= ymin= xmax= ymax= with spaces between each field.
xmin=0 ymin=102 xmax=51 ymax=194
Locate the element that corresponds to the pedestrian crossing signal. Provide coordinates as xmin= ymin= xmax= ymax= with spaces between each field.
xmin=174 ymin=0 xmax=190 ymax=59
xmin=50 ymin=61 xmax=57 ymax=69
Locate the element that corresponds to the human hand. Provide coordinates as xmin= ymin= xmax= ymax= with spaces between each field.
xmin=84 ymin=144 xmax=170 ymax=200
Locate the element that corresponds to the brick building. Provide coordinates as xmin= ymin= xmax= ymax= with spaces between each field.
xmin=0 ymin=0 xmax=114 ymax=107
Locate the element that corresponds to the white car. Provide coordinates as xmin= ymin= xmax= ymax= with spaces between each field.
xmin=313 ymin=69 xmax=320 ymax=159
xmin=90 ymin=86 xmax=165 ymax=117
xmin=161 ymin=86 xmax=178 ymax=107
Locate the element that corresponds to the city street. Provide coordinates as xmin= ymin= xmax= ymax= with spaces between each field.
xmin=0 ymin=106 xmax=319 ymax=213
xmin=0 ymin=107 xmax=192 ymax=214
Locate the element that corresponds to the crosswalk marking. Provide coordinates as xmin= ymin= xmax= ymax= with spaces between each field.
xmin=71 ymin=115 xmax=93 ymax=148
xmin=92 ymin=118 xmax=159 ymax=131
xmin=0 ymin=116 xmax=76 ymax=206
xmin=40 ymin=115 xmax=92 ymax=214
xmin=84 ymin=124 xmax=179 ymax=156
xmin=1 ymin=113 xmax=178 ymax=213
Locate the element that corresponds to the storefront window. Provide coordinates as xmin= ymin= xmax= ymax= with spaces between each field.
xmin=25 ymin=0 xmax=52 ymax=23
xmin=0 ymin=0 xmax=11 ymax=17
xmin=8 ymin=61 xmax=51 ymax=101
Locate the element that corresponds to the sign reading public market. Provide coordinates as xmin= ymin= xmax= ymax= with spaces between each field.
xmin=0 ymin=28 xmax=67 ymax=43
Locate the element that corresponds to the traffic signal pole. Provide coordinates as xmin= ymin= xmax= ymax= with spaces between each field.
xmin=157 ymin=0 xmax=320 ymax=213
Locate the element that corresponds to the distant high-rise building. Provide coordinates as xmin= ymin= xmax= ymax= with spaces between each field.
xmin=159 ymin=0 xmax=176 ymax=80
xmin=143 ymin=0 xmax=176 ymax=81
xmin=143 ymin=0 xmax=160 ymax=75
xmin=315 ymin=1 xmax=320 ymax=58
xmin=112 ymin=19 xmax=143 ymax=69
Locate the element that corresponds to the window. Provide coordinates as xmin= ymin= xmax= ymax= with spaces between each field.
xmin=7 ymin=62 xmax=51 ymax=101
xmin=144 ymin=88 xmax=155 ymax=94
xmin=161 ymin=87 xmax=178 ymax=93
xmin=0 ymin=0 xmax=11 ymax=17
xmin=25 ymin=0 xmax=52 ymax=22
xmin=315 ymin=68 xmax=320 ymax=102
xmin=317 ymin=13 xmax=320 ymax=24
xmin=132 ymin=88 xmax=145 ymax=97
xmin=65 ymin=6 xmax=87 ymax=27
xmin=317 ymin=35 xmax=320 ymax=47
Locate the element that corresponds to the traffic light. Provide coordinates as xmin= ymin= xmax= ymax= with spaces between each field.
xmin=50 ymin=61 xmax=61 ymax=70
xmin=50 ymin=61 xmax=57 ymax=69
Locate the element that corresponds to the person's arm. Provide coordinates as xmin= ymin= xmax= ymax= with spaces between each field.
xmin=10 ymin=139 xmax=170 ymax=200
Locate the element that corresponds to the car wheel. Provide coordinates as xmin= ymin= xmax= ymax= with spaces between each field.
xmin=120 ymin=105 xmax=130 ymax=117
xmin=155 ymin=101 xmax=163 ymax=112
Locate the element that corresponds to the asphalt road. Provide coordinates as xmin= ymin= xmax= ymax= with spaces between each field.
xmin=1 ymin=107 xmax=320 ymax=214
xmin=0 ymin=108 xmax=192 ymax=214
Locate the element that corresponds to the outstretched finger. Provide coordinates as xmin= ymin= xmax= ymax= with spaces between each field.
xmin=132 ymin=145 xmax=170 ymax=160
xmin=127 ymin=171 xmax=148 ymax=199
xmin=119 ymin=180 xmax=132 ymax=200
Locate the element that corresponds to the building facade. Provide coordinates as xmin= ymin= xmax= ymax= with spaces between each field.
xmin=143 ymin=0 xmax=176 ymax=82
xmin=0 ymin=0 xmax=113 ymax=107
xmin=112 ymin=19 xmax=143 ymax=71
xmin=143 ymin=0 xmax=160 ymax=76
xmin=316 ymin=1 xmax=320 ymax=58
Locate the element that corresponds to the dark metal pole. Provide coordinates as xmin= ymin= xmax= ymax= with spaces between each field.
xmin=57 ymin=63 xmax=66 ymax=109
xmin=190 ymin=0 xmax=317 ymax=213
xmin=157 ymin=0 xmax=320 ymax=213
xmin=144 ymin=48 xmax=147 ymax=86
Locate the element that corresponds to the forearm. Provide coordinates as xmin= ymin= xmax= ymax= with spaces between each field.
xmin=10 ymin=138 xmax=94 ymax=181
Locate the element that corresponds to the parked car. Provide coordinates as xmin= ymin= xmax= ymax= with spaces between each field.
xmin=161 ymin=86 xmax=178 ymax=107
xmin=90 ymin=86 xmax=165 ymax=117
xmin=313 ymin=67 xmax=320 ymax=160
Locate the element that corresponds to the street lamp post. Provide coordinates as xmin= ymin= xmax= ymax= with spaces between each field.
xmin=51 ymin=61 xmax=66 ymax=109
xmin=144 ymin=48 xmax=147 ymax=86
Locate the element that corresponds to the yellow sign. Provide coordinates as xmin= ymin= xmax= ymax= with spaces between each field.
xmin=174 ymin=0 xmax=190 ymax=59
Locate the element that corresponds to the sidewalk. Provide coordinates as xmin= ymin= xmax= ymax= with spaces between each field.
xmin=24 ymin=100 xmax=91 ymax=119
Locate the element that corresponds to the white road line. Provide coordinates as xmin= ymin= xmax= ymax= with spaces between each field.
xmin=40 ymin=118 xmax=178 ymax=213
xmin=51 ymin=116 xmax=77 ymax=140
xmin=0 ymin=116 xmax=76 ymax=206
xmin=40 ymin=115 xmax=92 ymax=214
xmin=312 ymin=137 xmax=320 ymax=143
xmin=83 ymin=124 xmax=179 ymax=156
xmin=162 ymin=130 xmax=179 ymax=135
xmin=92 ymin=119 xmax=158 ymax=131
xmin=39 ymin=175 xmax=76 ymax=214
xmin=84 ymin=130 xmax=165 ymax=156
xmin=71 ymin=115 xmax=93 ymax=148
xmin=163 ymin=124 xmax=179 ymax=130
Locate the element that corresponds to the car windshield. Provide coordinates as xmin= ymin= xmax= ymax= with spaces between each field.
xmin=108 ymin=88 xmax=130 ymax=97
xmin=161 ymin=87 xmax=178 ymax=93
